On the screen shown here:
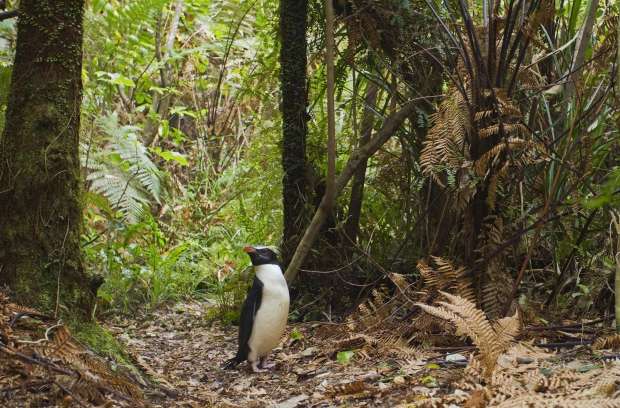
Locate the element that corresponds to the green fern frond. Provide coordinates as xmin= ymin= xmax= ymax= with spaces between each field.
xmin=83 ymin=113 xmax=165 ymax=223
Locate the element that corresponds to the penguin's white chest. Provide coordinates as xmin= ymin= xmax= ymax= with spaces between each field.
xmin=248 ymin=265 xmax=289 ymax=361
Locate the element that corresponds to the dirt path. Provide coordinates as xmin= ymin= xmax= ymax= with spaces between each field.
xmin=108 ymin=301 xmax=442 ymax=407
xmin=108 ymin=301 xmax=620 ymax=408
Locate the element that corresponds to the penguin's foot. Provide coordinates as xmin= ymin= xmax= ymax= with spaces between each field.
xmin=221 ymin=357 xmax=240 ymax=370
xmin=259 ymin=357 xmax=275 ymax=369
xmin=250 ymin=360 xmax=268 ymax=373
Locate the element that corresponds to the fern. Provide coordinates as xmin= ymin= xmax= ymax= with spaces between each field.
xmin=417 ymin=256 xmax=476 ymax=303
xmin=417 ymin=291 xmax=520 ymax=378
xmin=593 ymin=334 xmax=620 ymax=350
xmin=84 ymin=113 xmax=165 ymax=223
xmin=0 ymin=295 xmax=144 ymax=406
xmin=86 ymin=0 xmax=171 ymax=50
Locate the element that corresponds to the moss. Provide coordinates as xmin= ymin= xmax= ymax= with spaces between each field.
xmin=69 ymin=320 xmax=134 ymax=370
xmin=204 ymin=307 xmax=239 ymax=325
xmin=0 ymin=0 xmax=92 ymax=316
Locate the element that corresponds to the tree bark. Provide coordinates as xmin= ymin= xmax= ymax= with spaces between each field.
xmin=280 ymin=0 xmax=309 ymax=266
xmin=285 ymin=102 xmax=416 ymax=283
xmin=0 ymin=0 xmax=93 ymax=314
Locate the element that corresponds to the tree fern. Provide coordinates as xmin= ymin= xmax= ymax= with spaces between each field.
xmin=84 ymin=114 xmax=165 ymax=223
xmin=84 ymin=0 xmax=172 ymax=86
xmin=87 ymin=0 xmax=171 ymax=35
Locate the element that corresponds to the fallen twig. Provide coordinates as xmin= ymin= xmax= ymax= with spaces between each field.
xmin=534 ymin=340 xmax=594 ymax=349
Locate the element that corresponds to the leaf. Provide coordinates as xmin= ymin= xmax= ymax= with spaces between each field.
xmin=84 ymin=113 xmax=165 ymax=223
xmin=420 ymin=375 xmax=438 ymax=387
xmin=290 ymin=328 xmax=304 ymax=341
xmin=95 ymin=71 xmax=136 ymax=87
xmin=577 ymin=364 xmax=600 ymax=373
xmin=274 ymin=394 xmax=309 ymax=408
xmin=336 ymin=350 xmax=355 ymax=365
xmin=151 ymin=147 xmax=189 ymax=166
xmin=109 ymin=74 xmax=136 ymax=87
xmin=149 ymin=86 xmax=167 ymax=95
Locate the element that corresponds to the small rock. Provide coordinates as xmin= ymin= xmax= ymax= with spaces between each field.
xmin=445 ymin=353 xmax=467 ymax=363
xmin=393 ymin=375 xmax=406 ymax=385
xmin=301 ymin=346 xmax=318 ymax=357
xmin=516 ymin=356 xmax=534 ymax=364
xmin=359 ymin=372 xmax=381 ymax=381
xmin=565 ymin=360 xmax=583 ymax=370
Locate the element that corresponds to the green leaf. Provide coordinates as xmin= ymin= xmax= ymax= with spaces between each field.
xmin=110 ymin=74 xmax=135 ymax=87
xmin=584 ymin=167 xmax=620 ymax=209
xmin=336 ymin=350 xmax=354 ymax=365
xmin=577 ymin=364 xmax=600 ymax=373
xmin=83 ymin=191 xmax=114 ymax=217
xmin=151 ymin=147 xmax=189 ymax=166
xmin=95 ymin=71 xmax=135 ymax=87
xmin=420 ymin=375 xmax=438 ymax=387
xmin=290 ymin=328 xmax=304 ymax=341
xmin=150 ymin=86 xmax=167 ymax=95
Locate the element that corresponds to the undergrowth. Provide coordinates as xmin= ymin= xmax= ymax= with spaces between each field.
xmin=69 ymin=320 xmax=134 ymax=370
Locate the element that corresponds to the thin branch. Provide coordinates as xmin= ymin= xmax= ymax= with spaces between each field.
xmin=545 ymin=209 xmax=599 ymax=306
xmin=284 ymin=102 xmax=417 ymax=283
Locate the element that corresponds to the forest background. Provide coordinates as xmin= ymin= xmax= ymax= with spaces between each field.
xmin=0 ymin=0 xmax=617 ymax=333
xmin=0 ymin=0 xmax=618 ymax=406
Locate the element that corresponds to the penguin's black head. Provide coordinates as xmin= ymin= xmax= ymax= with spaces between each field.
xmin=244 ymin=245 xmax=280 ymax=266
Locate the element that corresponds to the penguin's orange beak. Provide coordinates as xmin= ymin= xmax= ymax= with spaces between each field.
xmin=243 ymin=246 xmax=256 ymax=253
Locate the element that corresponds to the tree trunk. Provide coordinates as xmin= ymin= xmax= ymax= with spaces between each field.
xmin=0 ymin=0 xmax=93 ymax=315
xmin=285 ymin=102 xmax=416 ymax=283
xmin=344 ymin=83 xmax=378 ymax=244
xmin=280 ymin=0 xmax=308 ymax=266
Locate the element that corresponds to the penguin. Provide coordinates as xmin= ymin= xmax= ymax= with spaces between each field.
xmin=223 ymin=245 xmax=290 ymax=372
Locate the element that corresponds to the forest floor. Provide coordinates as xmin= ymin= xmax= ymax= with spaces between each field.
xmin=108 ymin=299 xmax=445 ymax=407
xmin=108 ymin=300 xmax=620 ymax=407
xmin=2 ymin=295 xmax=620 ymax=407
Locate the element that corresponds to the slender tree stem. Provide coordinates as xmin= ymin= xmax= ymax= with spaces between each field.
xmin=324 ymin=0 xmax=336 ymax=205
xmin=285 ymin=103 xmax=416 ymax=283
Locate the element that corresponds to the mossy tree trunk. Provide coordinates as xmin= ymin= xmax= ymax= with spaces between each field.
xmin=280 ymin=0 xmax=309 ymax=266
xmin=0 ymin=0 xmax=93 ymax=315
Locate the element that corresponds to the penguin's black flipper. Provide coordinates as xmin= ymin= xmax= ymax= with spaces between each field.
xmin=237 ymin=277 xmax=263 ymax=359
xmin=222 ymin=277 xmax=263 ymax=369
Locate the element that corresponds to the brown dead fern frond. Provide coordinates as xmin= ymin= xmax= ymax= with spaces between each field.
xmin=0 ymin=294 xmax=144 ymax=406
xmin=420 ymin=85 xmax=471 ymax=183
xmin=474 ymin=215 xmax=512 ymax=318
xmin=417 ymin=257 xmax=475 ymax=303
xmin=593 ymin=334 xmax=620 ymax=350
xmin=495 ymin=396 xmax=620 ymax=408
xmin=417 ymin=291 xmax=520 ymax=378
xmin=361 ymin=287 xmax=390 ymax=323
